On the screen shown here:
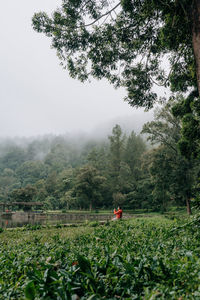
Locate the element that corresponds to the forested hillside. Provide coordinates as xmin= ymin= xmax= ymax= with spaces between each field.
xmin=1 ymin=102 xmax=199 ymax=213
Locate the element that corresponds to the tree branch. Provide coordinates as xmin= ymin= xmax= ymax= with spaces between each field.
xmin=81 ymin=2 xmax=121 ymax=27
xmin=145 ymin=127 xmax=178 ymax=153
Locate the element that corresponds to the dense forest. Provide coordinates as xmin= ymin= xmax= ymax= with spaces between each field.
xmin=1 ymin=101 xmax=199 ymax=213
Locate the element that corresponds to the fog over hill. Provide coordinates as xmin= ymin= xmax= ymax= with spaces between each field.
xmin=0 ymin=109 xmax=153 ymax=145
xmin=91 ymin=110 xmax=154 ymax=139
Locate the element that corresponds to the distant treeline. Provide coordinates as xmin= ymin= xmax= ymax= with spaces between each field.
xmin=0 ymin=101 xmax=199 ymax=213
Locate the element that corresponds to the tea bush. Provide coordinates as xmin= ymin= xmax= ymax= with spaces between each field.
xmin=0 ymin=216 xmax=200 ymax=299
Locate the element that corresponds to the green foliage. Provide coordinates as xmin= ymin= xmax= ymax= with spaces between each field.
xmin=1 ymin=217 xmax=200 ymax=298
xmin=141 ymin=100 xmax=200 ymax=213
xmin=0 ymin=147 xmax=27 ymax=171
xmin=10 ymin=185 xmax=37 ymax=207
xmin=16 ymin=160 xmax=48 ymax=187
xmin=0 ymin=119 xmax=196 ymax=212
xmin=108 ymin=124 xmax=125 ymax=178
xmin=87 ymin=221 xmax=100 ymax=227
xmin=25 ymin=281 xmax=36 ymax=300
xmin=0 ymin=127 xmax=148 ymax=210
xmin=172 ymin=92 xmax=200 ymax=159
xmin=124 ymin=131 xmax=146 ymax=176
xmin=191 ymin=178 xmax=200 ymax=210
xmin=23 ymin=224 xmax=42 ymax=231
xmin=32 ymin=1 xmax=200 ymax=108
xmin=74 ymin=165 xmax=106 ymax=210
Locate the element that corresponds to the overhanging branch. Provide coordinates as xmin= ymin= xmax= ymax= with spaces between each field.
xmin=82 ymin=2 xmax=121 ymax=27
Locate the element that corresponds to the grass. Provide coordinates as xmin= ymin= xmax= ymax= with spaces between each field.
xmin=0 ymin=214 xmax=199 ymax=299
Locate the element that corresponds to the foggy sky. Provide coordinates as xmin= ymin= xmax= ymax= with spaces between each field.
xmin=0 ymin=0 xmax=157 ymax=138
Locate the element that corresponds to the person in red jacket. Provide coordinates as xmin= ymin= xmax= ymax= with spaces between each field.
xmin=113 ymin=206 xmax=123 ymax=220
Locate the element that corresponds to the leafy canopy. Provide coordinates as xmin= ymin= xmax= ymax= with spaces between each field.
xmin=32 ymin=0 xmax=196 ymax=109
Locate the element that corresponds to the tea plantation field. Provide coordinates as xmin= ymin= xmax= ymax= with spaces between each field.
xmin=0 ymin=216 xmax=200 ymax=299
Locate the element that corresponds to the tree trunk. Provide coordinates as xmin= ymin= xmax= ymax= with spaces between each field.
xmin=186 ymin=198 xmax=192 ymax=215
xmin=192 ymin=0 xmax=200 ymax=96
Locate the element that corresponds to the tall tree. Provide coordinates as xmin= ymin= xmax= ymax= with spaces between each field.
xmin=74 ymin=165 xmax=106 ymax=210
xmin=172 ymin=92 xmax=200 ymax=158
xmin=149 ymin=146 xmax=177 ymax=212
xmin=33 ymin=1 xmax=200 ymax=106
xmin=124 ymin=131 xmax=146 ymax=178
xmin=10 ymin=185 xmax=37 ymax=211
xmin=87 ymin=146 xmax=112 ymax=207
xmin=142 ymin=100 xmax=198 ymax=214
xmin=108 ymin=124 xmax=125 ymax=192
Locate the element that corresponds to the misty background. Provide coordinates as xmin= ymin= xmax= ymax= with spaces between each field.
xmin=0 ymin=0 xmax=193 ymax=218
xmin=0 ymin=0 xmax=162 ymax=140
